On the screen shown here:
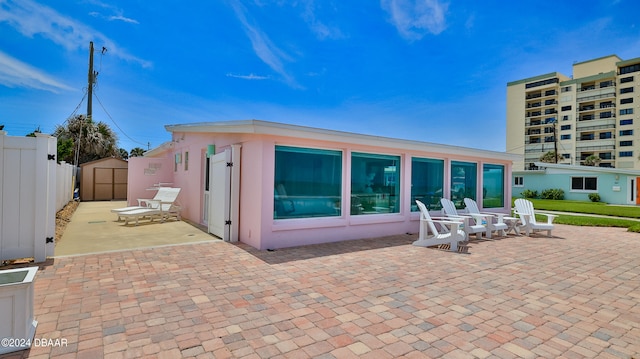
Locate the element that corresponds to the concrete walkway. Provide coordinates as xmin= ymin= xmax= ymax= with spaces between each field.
xmin=1 ymin=206 xmax=640 ymax=358
xmin=54 ymin=201 xmax=218 ymax=256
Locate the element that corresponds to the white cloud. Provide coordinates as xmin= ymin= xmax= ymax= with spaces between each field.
xmin=0 ymin=50 xmax=73 ymax=93
xmin=0 ymin=0 xmax=150 ymax=68
xmin=380 ymin=0 xmax=448 ymax=40
xmin=227 ymin=0 xmax=301 ymax=88
xmin=301 ymin=1 xmax=344 ymax=40
xmin=226 ymin=73 xmax=271 ymax=80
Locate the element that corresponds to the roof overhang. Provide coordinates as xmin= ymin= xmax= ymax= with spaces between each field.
xmin=533 ymin=162 xmax=640 ymax=176
xmin=164 ymin=120 xmax=521 ymax=162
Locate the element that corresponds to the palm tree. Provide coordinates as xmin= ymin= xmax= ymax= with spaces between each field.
xmin=130 ymin=147 xmax=146 ymax=157
xmin=53 ymin=115 xmax=119 ymax=164
xmin=539 ymin=151 xmax=562 ymax=163
xmin=118 ymin=148 xmax=129 ymax=160
xmin=583 ymin=155 xmax=601 ymax=166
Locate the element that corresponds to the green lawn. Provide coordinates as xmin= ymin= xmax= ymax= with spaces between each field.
xmin=513 ymin=198 xmax=640 ymax=233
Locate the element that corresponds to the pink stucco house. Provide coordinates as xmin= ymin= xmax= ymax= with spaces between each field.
xmin=126 ymin=120 xmax=519 ymax=250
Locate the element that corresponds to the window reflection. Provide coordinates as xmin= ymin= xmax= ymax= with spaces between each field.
xmin=351 ymin=152 xmax=400 ymax=215
xmin=411 ymin=157 xmax=444 ymax=211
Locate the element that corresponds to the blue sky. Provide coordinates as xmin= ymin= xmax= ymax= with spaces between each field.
xmin=1 ymin=0 xmax=639 ymax=153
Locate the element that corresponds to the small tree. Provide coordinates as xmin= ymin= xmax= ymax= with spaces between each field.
xmin=583 ymin=155 xmax=601 ymax=166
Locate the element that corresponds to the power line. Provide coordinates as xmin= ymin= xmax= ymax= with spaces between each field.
xmin=93 ymin=92 xmax=148 ymax=148
xmin=64 ymin=89 xmax=88 ymax=124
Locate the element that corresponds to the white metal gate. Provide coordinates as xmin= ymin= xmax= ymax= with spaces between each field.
xmin=207 ymin=145 xmax=241 ymax=242
xmin=0 ymin=133 xmax=56 ymax=262
xmin=208 ymin=150 xmax=230 ymax=239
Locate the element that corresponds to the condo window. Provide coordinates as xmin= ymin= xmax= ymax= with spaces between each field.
xmin=411 ymin=157 xmax=444 ymax=212
xmin=561 ymin=105 xmax=572 ymax=111
xmin=525 ymin=78 xmax=559 ymax=89
xmin=620 ymin=141 xmax=633 ymax=147
xmin=571 ymin=177 xmax=597 ymax=191
xmin=600 ymin=132 xmax=612 ymax=139
xmin=561 ymin=86 xmax=572 ymax=92
xmin=451 ymin=161 xmax=477 ymax=209
xmin=560 ymin=125 xmax=571 ymax=131
xmin=351 ymin=152 xmax=400 ymax=215
xmin=620 ymin=130 xmax=633 ymax=136
xmin=620 ymin=64 xmax=640 ymax=75
xmin=620 ymin=87 xmax=634 ymax=94
xmin=621 ymin=119 xmax=633 ymax=125
xmin=620 ymin=76 xmax=634 ymax=83
xmin=620 ymin=98 xmax=634 ymax=104
xmin=620 ymin=108 xmax=634 ymax=115
xmin=620 ymin=151 xmax=633 ymax=157
xmin=483 ymin=164 xmax=504 ymax=208
xmin=274 ymin=146 xmax=342 ymax=219
xmin=561 ymin=134 xmax=571 ymax=140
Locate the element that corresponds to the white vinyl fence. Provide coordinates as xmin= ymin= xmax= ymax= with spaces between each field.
xmin=0 ymin=132 xmax=74 ymax=263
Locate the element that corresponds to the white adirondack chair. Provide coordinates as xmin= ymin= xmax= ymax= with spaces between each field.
xmin=413 ymin=200 xmax=465 ymax=252
xmin=463 ymin=198 xmax=508 ymax=237
xmin=514 ymin=198 xmax=556 ymax=236
xmin=440 ymin=198 xmax=489 ymax=240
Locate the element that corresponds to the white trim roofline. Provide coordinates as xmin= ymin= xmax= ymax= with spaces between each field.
xmin=532 ymin=161 xmax=640 ymax=176
xmin=164 ymin=119 xmax=520 ymax=161
xmin=143 ymin=141 xmax=174 ymax=157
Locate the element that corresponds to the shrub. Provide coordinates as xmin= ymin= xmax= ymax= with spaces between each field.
xmin=520 ymin=189 xmax=538 ymax=198
xmin=588 ymin=193 xmax=601 ymax=202
xmin=540 ymin=188 xmax=564 ymax=200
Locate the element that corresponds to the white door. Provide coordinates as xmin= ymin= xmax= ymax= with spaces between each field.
xmin=208 ymin=149 xmax=231 ymax=240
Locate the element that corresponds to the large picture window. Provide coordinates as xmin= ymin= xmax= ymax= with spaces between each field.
xmin=411 ymin=157 xmax=444 ymax=211
xmin=571 ymin=176 xmax=597 ymax=191
xmin=274 ymin=146 xmax=342 ymax=219
xmin=450 ymin=161 xmax=477 ymax=209
xmin=482 ymin=164 xmax=504 ymax=208
xmin=351 ymin=152 xmax=400 ymax=215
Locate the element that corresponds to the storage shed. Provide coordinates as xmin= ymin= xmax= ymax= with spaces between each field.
xmin=80 ymin=158 xmax=128 ymax=201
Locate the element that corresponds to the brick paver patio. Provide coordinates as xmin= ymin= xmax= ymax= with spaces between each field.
xmin=1 ymin=224 xmax=639 ymax=358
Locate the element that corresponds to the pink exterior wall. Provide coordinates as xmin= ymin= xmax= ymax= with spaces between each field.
xmin=127 ymin=157 xmax=174 ymax=206
xmin=131 ymin=125 xmax=514 ymax=251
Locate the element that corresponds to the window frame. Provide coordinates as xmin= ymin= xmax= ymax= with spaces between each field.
xmin=350 ymin=151 xmax=401 ymax=216
xmin=273 ymin=145 xmax=344 ymax=220
xmin=514 ymin=176 xmax=524 ymax=187
xmin=410 ymin=156 xmax=444 ymax=212
xmin=571 ymin=176 xmax=598 ymax=192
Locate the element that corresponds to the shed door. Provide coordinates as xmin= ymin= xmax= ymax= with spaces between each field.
xmin=208 ymin=150 xmax=231 ymax=240
xmin=93 ymin=167 xmax=127 ymax=201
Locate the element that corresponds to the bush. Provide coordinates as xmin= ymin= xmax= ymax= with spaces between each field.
xmin=520 ymin=189 xmax=537 ymax=198
xmin=540 ymin=188 xmax=565 ymax=200
xmin=588 ymin=193 xmax=601 ymax=202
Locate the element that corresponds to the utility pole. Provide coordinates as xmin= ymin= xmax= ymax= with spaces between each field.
xmin=87 ymin=41 xmax=95 ymax=120
xmin=553 ymin=120 xmax=558 ymax=163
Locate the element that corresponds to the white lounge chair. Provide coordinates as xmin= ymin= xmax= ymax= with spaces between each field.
xmin=112 ymin=187 xmax=181 ymax=221
xmin=440 ymin=198 xmax=489 ymax=240
xmin=118 ymin=206 xmax=180 ymax=226
xmin=514 ymin=198 xmax=556 ymax=237
xmin=413 ymin=200 xmax=465 ymax=252
xmin=463 ymin=198 xmax=509 ymax=237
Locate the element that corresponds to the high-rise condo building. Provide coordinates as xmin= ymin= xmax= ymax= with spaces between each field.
xmin=506 ymin=54 xmax=640 ymax=171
